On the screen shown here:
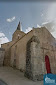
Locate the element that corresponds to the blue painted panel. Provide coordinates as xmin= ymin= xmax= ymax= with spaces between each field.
xmin=44 ymin=74 xmax=56 ymax=85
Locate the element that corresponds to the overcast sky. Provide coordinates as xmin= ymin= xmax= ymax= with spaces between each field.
xmin=0 ymin=1 xmax=56 ymax=44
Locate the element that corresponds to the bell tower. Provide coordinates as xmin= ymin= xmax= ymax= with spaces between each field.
xmin=17 ymin=21 xmax=21 ymax=30
xmin=12 ymin=21 xmax=25 ymax=41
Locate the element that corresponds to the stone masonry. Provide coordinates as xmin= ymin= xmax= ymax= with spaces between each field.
xmin=0 ymin=48 xmax=5 ymax=66
xmin=1 ymin=22 xmax=56 ymax=81
xmin=25 ymin=36 xmax=43 ymax=81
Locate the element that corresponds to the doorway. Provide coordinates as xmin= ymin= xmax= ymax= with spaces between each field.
xmin=45 ymin=55 xmax=51 ymax=74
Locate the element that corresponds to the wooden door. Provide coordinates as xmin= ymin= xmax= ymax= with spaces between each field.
xmin=45 ymin=55 xmax=51 ymax=74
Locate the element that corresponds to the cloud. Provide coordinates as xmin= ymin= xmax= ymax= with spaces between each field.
xmin=42 ymin=21 xmax=56 ymax=32
xmin=42 ymin=3 xmax=56 ymax=33
xmin=25 ymin=27 xmax=32 ymax=33
xmin=6 ymin=16 xmax=16 ymax=22
xmin=42 ymin=22 xmax=49 ymax=25
xmin=41 ymin=13 xmax=44 ymax=17
xmin=41 ymin=3 xmax=56 ymax=38
xmin=45 ymin=3 xmax=56 ymax=22
xmin=0 ymin=32 xmax=9 ymax=47
xmin=37 ymin=24 xmax=41 ymax=28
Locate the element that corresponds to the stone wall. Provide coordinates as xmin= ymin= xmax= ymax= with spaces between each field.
xmin=41 ymin=27 xmax=56 ymax=74
xmin=12 ymin=30 xmax=25 ymax=41
xmin=0 ymin=48 xmax=5 ymax=66
xmin=1 ymin=26 xmax=56 ymax=81
xmin=1 ymin=29 xmax=25 ymax=66
xmin=25 ymin=27 xmax=56 ymax=81
xmin=25 ymin=36 xmax=43 ymax=81
xmin=33 ymin=27 xmax=56 ymax=74
xmin=10 ymin=30 xmax=33 ymax=71
xmin=1 ymin=41 xmax=15 ymax=66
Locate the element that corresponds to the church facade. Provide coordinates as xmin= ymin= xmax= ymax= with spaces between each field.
xmin=1 ymin=22 xmax=56 ymax=81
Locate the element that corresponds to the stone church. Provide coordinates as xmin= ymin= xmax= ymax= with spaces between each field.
xmin=1 ymin=22 xmax=56 ymax=81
